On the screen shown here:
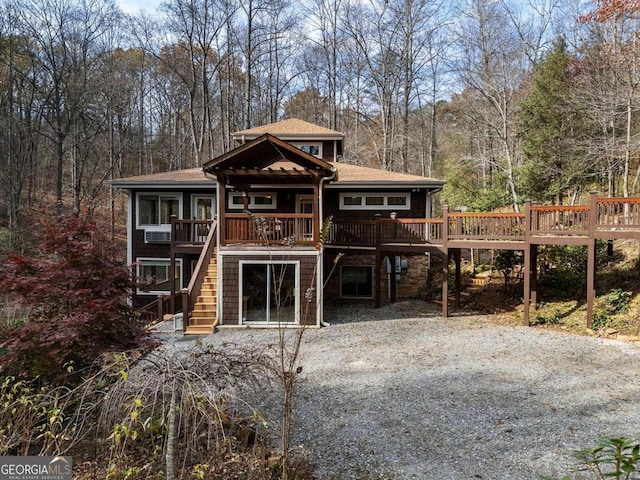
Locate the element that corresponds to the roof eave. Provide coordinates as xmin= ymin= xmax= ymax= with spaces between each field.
xmin=110 ymin=180 xmax=216 ymax=190
xmin=325 ymin=180 xmax=446 ymax=189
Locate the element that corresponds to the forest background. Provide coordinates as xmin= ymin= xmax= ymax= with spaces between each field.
xmin=0 ymin=0 xmax=639 ymax=250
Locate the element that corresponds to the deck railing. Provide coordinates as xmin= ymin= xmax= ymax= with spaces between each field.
xmin=596 ymin=197 xmax=640 ymax=230
xmin=224 ymin=213 xmax=315 ymax=245
xmin=530 ymin=205 xmax=590 ymax=236
xmin=327 ymin=194 xmax=640 ymax=247
xmin=329 ymin=220 xmax=376 ymax=246
xmin=171 ymin=218 xmax=214 ymax=246
xmin=447 ymin=212 xmax=525 ymax=241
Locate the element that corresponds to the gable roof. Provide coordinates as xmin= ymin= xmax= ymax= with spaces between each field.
xmin=233 ymin=118 xmax=344 ymax=141
xmin=203 ymin=133 xmax=336 ymax=188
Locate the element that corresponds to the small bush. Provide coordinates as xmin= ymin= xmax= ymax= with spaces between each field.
xmin=603 ymin=288 xmax=631 ymax=315
xmin=533 ymin=309 xmax=563 ymax=325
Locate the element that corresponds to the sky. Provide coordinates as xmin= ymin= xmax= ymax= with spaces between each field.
xmin=116 ymin=0 xmax=161 ymax=15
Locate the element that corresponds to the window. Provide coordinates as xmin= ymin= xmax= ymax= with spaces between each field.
xmin=292 ymin=142 xmax=322 ymax=159
xmin=240 ymin=261 xmax=299 ymax=324
xmin=342 ymin=196 xmax=362 ymax=206
xmin=229 ymin=192 xmax=277 ymax=210
xmin=137 ymin=193 xmax=181 ymax=227
xmin=137 ymin=258 xmax=182 ymax=295
xmin=339 ymin=193 xmax=411 ymax=210
xmin=341 ymin=266 xmax=373 ymax=298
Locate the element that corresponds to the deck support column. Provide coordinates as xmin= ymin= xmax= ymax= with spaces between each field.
xmin=523 ymin=247 xmax=530 ymax=326
xmin=374 ymin=250 xmax=382 ymax=308
xmin=523 ymin=244 xmax=538 ymax=326
xmin=442 ymin=250 xmax=449 ymax=318
xmin=454 ymin=249 xmax=461 ymax=309
xmin=586 ymin=239 xmax=596 ymax=328
xmin=586 ymin=192 xmax=598 ymax=329
xmin=389 ymin=254 xmax=397 ymax=303
xmin=531 ymin=246 xmax=538 ymax=309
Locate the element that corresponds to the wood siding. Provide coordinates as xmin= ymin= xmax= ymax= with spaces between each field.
xmin=221 ymin=253 xmax=318 ymax=326
xmin=323 ymin=189 xmax=427 ymax=221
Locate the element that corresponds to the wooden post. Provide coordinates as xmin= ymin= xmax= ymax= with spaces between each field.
xmin=374 ymin=250 xmax=382 ymax=308
xmin=531 ymin=246 xmax=538 ymax=309
xmin=523 ymin=200 xmax=531 ymax=326
xmin=181 ymin=289 xmax=189 ymax=329
xmin=170 ymin=214 xmax=177 ymax=314
xmin=219 ymin=183 xmax=227 ymax=246
xmin=157 ymin=294 xmax=164 ymax=323
xmin=442 ymin=251 xmax=449 ymax=318
xmin=389 ymin=254 xmax=397 ymax=303
xmin=586 ymin=192 xmax=598 ymax=328
xmin=454 ymin=249 xmax=461 ymax=309
xmin=441 ymin=205 xmax=449 ymax=318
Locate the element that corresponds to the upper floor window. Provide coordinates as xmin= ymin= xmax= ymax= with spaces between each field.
xmin=229 ymin=192 xmax=277 ymax=210
xmin=292 ymin=142 xmax=322 ymax=159
xmin=137 ymin=193 xmax=181 ymax=227
xmin=339 ymin=193 xmax=410 ymax=210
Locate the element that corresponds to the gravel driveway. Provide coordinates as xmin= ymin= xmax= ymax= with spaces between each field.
xmin=169 ymin=301 xmax=640 ymax=479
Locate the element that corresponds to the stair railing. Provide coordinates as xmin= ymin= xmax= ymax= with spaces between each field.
xmin=181 ymin=220 xmax=217 ymax=330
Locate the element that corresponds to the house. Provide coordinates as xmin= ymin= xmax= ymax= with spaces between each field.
xmin=112 ymin=118 xmax=446 ymax=333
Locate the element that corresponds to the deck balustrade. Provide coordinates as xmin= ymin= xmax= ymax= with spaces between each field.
xmin=168 ymin=194 xmax=640 ymax=250
xmin=224 ymin=213 xmax=315 ymax=245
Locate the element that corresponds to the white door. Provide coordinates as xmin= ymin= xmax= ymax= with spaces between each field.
xmin=192 ymin=195 xmax=216 ymax=242
xmin=296 ymin=194 xmax=314 ymax=241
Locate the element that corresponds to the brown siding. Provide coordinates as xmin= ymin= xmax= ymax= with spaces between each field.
xmin=322 ymin=140 xmax=335 ymax=162
xmin=225 ymin=188 xmax=314 ymax=214
xmin=221 ymin=253 xmax=318 ymax=326
xmin=324 ymin=190 xmax=427 ymax=221
xmin=130 ymin=188 xmax=215 ymax=309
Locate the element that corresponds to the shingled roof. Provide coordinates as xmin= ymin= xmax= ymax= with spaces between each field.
xmin=110 ymin=168 xmax=215 ymax=188
xmin=233 ymin=118 xmax=344 ymax=140
xmin=329 ymin=162 xmax=445 ymax=188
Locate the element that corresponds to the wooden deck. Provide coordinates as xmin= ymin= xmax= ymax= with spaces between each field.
xmin=329 ymin=194 xmax=640 ymax=251
xmin=165 ymin=193 xmax=640 ymax=330
xmin=327 ymin=193 xmax=640 ymax=329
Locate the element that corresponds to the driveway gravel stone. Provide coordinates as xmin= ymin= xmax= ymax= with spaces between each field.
xmin=164 ymin=301 xmax=640 ymax=479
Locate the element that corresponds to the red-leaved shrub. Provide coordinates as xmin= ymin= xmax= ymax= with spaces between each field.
xmin=0 ymin=214 xmax=153 ymax=383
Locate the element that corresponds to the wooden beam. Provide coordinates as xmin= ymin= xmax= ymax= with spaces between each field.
xmin=442 ymin=251 xmax=448 ymax=318
xmin=374 ymin=251 xmax=381 ymax=308
xmin=389 ymin=254 xmax=397 ymax=303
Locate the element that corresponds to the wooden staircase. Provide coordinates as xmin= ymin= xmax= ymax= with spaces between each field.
xmin=185 ymin=255 xmax=218 ymax=335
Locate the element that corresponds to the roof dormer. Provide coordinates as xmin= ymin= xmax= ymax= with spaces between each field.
xmin=232 ymin=118 xmax=344 ymax=162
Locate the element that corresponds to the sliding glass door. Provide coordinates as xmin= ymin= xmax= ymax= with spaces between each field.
xmin=240 ymin=262 xmax=299 ymax=324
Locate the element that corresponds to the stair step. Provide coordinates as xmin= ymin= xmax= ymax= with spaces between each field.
xmin=189 ymin=315 xmax=216 ymax=325
xmin=184 ymin=325 xmax=213 ymax=335
xmin=197 ymin=295 xmax=217 ymax=302
xmin=194 ymin=303 xmax=216 ymax=311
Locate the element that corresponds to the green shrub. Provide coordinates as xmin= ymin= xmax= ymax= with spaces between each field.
xmin=533 ymin=308 xmax=563 ymax=325
xmin=603 ymin=288 xmax=631 ymax=315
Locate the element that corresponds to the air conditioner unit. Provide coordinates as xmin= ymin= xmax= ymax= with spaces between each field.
xmin=145 ymin=230 xmax=171 ymax=243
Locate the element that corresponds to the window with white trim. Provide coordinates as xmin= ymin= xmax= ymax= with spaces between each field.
xmin=339 ymin=193 xmax=410 ymax=210
xmin=137 ymin=193 xmax=181 ymax=227
xmin=137 ymin=258 xmax=182 ymax=295
xmin=229 ymin=192 xmax=277 ymax=210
